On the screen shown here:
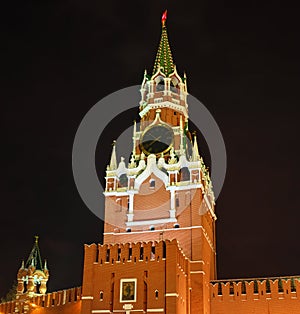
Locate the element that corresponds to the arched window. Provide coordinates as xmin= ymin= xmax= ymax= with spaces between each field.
xmin=170 ymin=77 xmax=179 ymax=93
xmin=155 ymin=76 xmax=165 ymax=92
xmin=157 ymin=81 xmax=164 ymax=91
xmin=118 ymin=174 xmax=128 ymax=188
xmin=180 ymin=167 xmax=190 ymax=182
xmin=149 ymin=179 xmax=155 ymax=189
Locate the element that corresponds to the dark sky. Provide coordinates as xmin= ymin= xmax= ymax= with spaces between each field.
xmin=1 ymin=0 xmax=300 ymax=297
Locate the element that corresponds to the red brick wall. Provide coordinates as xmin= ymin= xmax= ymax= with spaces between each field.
xmin=0 ymin=287 xmax=82 ymax=314
xmin=140 ymin=107 xmax=184 ymax=130
xmin=210 ymin=278 xmax=300 ymax=314
xmin=81 ymin=240 xmax=191 ymax=314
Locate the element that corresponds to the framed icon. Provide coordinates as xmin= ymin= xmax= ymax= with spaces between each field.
xmin=120 ymin=278 xmax=137 ymax=302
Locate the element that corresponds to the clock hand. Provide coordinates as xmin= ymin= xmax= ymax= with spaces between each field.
xmin=148 ymin=136 xmax=161 ymax=147
xmin=149 ymin=133 xmax=159 ymax=140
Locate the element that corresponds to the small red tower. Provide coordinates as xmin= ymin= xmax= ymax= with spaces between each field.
xmin=15 ymin=236 xmax=49 ymax=313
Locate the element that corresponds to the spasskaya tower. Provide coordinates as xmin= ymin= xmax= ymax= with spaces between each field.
xmin=81 ymin=10 xmax=216 ymax=314
xmin=1 ymin=10 xmax=299 ymax=314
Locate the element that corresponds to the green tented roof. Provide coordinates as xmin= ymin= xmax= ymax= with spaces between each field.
xmin=25 ymin=236 xmax=43 ymax=271
xmin=152 ymin=24 xmax=175 ymax=76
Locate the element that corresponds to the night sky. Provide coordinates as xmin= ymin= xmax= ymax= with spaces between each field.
xmin=1 ymin=0 xmax=300 ymax=297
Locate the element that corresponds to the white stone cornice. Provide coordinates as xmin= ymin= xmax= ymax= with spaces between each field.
xmin=103 ymin=190 xmax=137 ymax=197
xmin=126 ymin=217 xmax=177 ymax=227
xmin=139 ymin=101 xmax=188 ymax=119
xmin=158 ymin=154 xmax=201 ymax=172
xmin=135 ymin=155 xmax=168 ymax=189
xmin=166 ymin=183 xmax=202 ymax=191
xmin=165 ymin=293 xmax=179 ymax=297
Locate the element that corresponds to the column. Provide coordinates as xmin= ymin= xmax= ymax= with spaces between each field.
xmin=169 ymin=189 xmax=176 ymax=218
xmin=127 ymin=193 xmax=134 ymax=222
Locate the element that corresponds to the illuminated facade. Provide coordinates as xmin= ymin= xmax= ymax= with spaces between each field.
xmin=1 ymin=11 xmax=299 ymax=314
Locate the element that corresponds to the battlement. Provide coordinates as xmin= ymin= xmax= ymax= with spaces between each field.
xmin=81 ymin=238 xmax=193 ymax=314
xmin=84 ymin=239 xmax=188 ymax=268
xmin=0 ymin=300 xmax=15 ymax=314
xmin=211 ymin=276 xmax=300 ymax=301
xmin=0 ymin=287 xmax=81 ymax=314
xmin=31 ymin=286 xmax=81 ymax=307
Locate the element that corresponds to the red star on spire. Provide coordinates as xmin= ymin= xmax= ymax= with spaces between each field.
xmin=162 ymin=10 xmax=167 ymax=26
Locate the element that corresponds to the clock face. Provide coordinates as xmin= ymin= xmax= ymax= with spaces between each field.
xmin=140 ymin=124 xmax=174 ymax=155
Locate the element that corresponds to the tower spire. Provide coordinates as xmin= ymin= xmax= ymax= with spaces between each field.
xmin=25 ymin=235 xmax=43 ymax=271
xmin=152 ymin=10 xmax=175 ymax=76
xmin=192 ymin=134 xmax=200 ymax=161
xmin=109 ymin=141 xmax=117 ymax=170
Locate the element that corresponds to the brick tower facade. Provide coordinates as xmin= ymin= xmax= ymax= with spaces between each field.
xmin=1 ymin=10 xmax=299 ymax=314
xmin=81 ymin=10 xmax=216 ymax=314
xmin=13 ymin=237 xmax=50 ymax=313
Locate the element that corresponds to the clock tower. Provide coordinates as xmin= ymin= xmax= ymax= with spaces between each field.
xmin=81 ymin=11 xmax=217 ymax=314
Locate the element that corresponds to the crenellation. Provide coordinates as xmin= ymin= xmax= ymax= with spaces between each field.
xmin=92 ymin=240 xmax=175 ymax=266
xmin=84 ymin=243 xmax=97 ymax=263
xmin=0 ymin=287 xmax=82 ymax=314
xmin=110 ymin=243 xmax=118 ymax=264
xmin=0 ymin=300 xmax=15 ymax=314
xmin=211 ymin=277 xmax=300 ymax=302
